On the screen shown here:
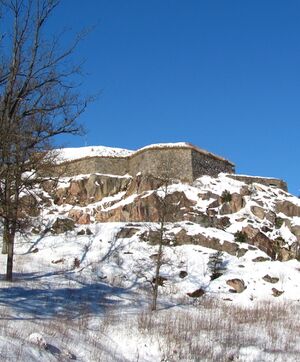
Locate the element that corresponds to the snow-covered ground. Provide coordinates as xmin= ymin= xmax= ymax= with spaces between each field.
xmin=0 ymin=221 xmax=299 ymax=361
xmin=0 ymin=172 xmax=300 ymax=361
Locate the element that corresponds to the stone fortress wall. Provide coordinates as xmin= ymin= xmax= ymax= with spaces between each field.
xmin=55 ymin=143 xmax=235 ymax=183
xmin=52 ymin=142 xmax=287 ymax=190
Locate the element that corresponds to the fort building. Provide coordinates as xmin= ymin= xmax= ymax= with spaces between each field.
xmin=53 ymin=142 xmax=234 ymax=182
xmin=52 ymin=142 xmax=287 ymax=190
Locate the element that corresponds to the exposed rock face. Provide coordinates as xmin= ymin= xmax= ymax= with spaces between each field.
xmin=276 ymin=201 xmax=300 ymax=218
xmin=54 ymin=174 xmax=131 ymax=206
xmin=36 ymin=172 xmax=300 ymax=262
xmin=220 ymin=193 xmax=245 ymax=215
xmin=241 ymin=225 xmax=298 ymax=261
xmin=251 ymin=206 xmax=266 ymax=220
xmin=125 ymin=174 xmax=164 ymax=196
xmin=142 ymin=228 xmax=240 ymax=256
xmin=68 ymin=210 xmax=91 ymax=224
xmin=242 ymin=226 xmax=277 ymax=259
xmin=291 ymin=225 xmax=300 ymax=242
xmin=95 ymin=190 xmax=196 ymax=223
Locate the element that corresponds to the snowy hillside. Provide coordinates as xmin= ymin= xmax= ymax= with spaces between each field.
xmin=0 ymin=172 xmax=299 ymax=361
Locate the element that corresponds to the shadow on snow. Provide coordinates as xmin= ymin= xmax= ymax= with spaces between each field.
xmin=0 ymin=271 xmax=140 ymax=321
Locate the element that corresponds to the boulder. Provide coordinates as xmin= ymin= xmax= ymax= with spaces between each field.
xmin=262 ymin=275 xmax=279 ymax=284
xmin=250 ymin=206 xmax=265 ymax=220
xmin=226 ymin=279 xmax=246 ymax=293
xmin=28 ymin=333 xmax=47 ymax=349
xmin=272 ymin=288 xmax=284 ymax=297
xmin=179 ymin=270 xmax=188 ymax=278
xmin=86 ymin=228 xmax=93 ymax=235
xmin=187 ymin=288 xmax=205 ymax=298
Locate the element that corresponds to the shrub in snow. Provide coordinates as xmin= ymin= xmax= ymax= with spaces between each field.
xmin=28 ymin=333 xmax=47 ymax=349
xmin=221 ymin=190 xmax=232 ymax=203
xmin=73 ymin=257 xmax=80 ymax=268
xmin=208 ymin=251 xmax=225 ymax=280
xmin=234 ymin=231 xmax=247 ymax=243
xmin=275 ymin=217 xmax=284 ymax=229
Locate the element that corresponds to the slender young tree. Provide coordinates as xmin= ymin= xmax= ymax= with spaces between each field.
xmin=0 ymin=0 xmax=90 ymax=281
xmin=150 ymin=180 xmax=173 ymax=311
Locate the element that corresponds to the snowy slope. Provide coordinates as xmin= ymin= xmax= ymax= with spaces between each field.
xmin=0 ymin=172 xmax=299 ymax=361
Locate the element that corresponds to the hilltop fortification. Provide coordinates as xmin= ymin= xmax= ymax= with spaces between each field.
xmin=51 ymin=142 xmax=287 ymax=190
xmin=53 ymin=142 xmax=234 ymax=182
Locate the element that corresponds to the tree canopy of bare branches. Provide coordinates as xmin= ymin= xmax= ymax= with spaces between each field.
xmin=0 ymin=0 xmax=90 ymax=281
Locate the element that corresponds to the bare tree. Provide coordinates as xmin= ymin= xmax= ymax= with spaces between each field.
xmin=147 ymin=180 xmax=175 ymax=311
xmin=0 ymin=0 xmax=90 ymax=281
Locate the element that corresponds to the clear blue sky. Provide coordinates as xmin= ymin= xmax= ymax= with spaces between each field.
xmin=50 ymin=1 xmax=300 ymax=195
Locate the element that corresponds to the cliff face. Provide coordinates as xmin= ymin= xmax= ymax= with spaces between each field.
xmin=40 ymin=172 xmax=300 ymax=261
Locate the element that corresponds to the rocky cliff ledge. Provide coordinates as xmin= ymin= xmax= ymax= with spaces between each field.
xmin=38 ymin=172 xmax=300 ymax=261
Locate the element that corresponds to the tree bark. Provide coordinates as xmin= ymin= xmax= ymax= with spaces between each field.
xmin=2 ymin=223 xmax=9 ymax=254
xmin=5 ymin=230 xmax=15 ymax=281
xmin=151 ymin=219 xmax=164 ymax=311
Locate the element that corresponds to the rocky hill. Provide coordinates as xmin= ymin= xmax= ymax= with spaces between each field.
xmin=15 ymin=169 xmax=298 ymax=303
xmin=1 ymin=167 xmax=300 ymax=361
xmin=43 ymin=172 xmax=300 ymax=261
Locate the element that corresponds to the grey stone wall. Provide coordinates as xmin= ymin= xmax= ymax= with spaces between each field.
xmin=48 ymin=144 xmax=235 ymax=182
xmin=53 ymin=156 xmax=128 ymax=177
xmin=128 ymin=148 xmax=193 ymax=182
xmin=227 ymin=175 xmax=288 ymax=191
xmin=191 ymin=150 xmax=235 ymax=179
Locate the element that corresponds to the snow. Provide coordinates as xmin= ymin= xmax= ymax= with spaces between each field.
xmin=137 ymin=142 xmax=193 ymax=151
xmin=54 ymin=145 xmax=134 ymax=163
xmin=28 ymin=333 xmax=47 ymax=349
xmin=0 ymin=172 xmax=300 ymax=361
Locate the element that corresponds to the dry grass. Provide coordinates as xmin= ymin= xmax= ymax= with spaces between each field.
xmin=0 ymin=298 xmax=299 ymax=361
xmin=136 ymin=298 xmax=300 ymax=361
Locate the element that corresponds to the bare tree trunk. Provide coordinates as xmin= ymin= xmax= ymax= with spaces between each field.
xmin=2 ymin=222 xmax=9 ymax=254
xmin=0 ymin=0 xmax=89 ymax=280
xmin=151 ymin=218 xmax=164 ymax=311
xmin=5 ymin=228 xmax=15 ymax=281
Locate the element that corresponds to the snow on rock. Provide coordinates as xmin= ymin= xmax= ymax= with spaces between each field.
xmin=28 ymin=333 xmax=47 ymax=349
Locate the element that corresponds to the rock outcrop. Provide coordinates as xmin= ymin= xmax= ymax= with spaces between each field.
xmin=38 ymin=172 xmax=300 ymax=261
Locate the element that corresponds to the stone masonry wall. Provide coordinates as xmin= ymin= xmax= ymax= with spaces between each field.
xmin=227 ymin=174 xmax=288 ymax=191
xmin=53 ymin=156 xmax=128 ymax=177
xmin=191 ymin=150 xmax=235 ymax=179
xmin=128 ymin=148 xmax=193 ymax=182
xmin=47 ymin=145 xmax=287 ymax=190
